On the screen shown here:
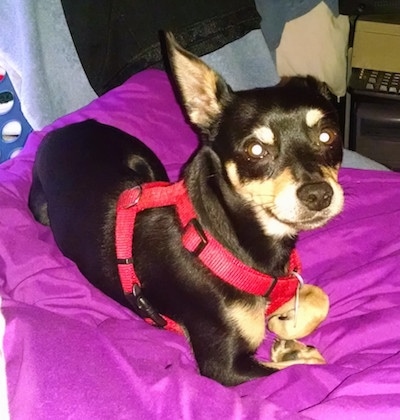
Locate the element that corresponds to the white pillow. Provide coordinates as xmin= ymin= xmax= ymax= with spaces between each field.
xmin=276 ymin=2 xmax=349 ymax=97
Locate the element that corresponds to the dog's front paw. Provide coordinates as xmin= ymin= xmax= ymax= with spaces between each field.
xmin=270 ymin=339 xmax=326 ymax=367
xmin=267 ymin=284 xmax=330 ymax=340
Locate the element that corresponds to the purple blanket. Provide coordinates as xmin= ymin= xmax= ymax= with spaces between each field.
xmin=2 ymin=70 xmax=400 ymax=419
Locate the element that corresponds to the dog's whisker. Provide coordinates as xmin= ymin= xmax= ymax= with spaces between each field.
xmin=252 ymin=201 xmax=277 ymax=211
xmin=206 ymin=173 xmax=217 ymax=180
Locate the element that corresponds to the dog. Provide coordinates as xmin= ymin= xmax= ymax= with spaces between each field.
xmin=28 ymin=33 xmax=344 ymax=386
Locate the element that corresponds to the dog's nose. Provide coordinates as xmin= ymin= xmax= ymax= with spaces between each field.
xmin=297 ymin=182 xmax=333 ymax=211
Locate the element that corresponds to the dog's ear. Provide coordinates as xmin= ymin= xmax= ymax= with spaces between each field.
xmin=279 ymin=75 xmax=332 ymax=100
xmin=305 ymin=76 xmax=332 ymax=100
xmin=164 ymin=32 xmax=232 ymax=134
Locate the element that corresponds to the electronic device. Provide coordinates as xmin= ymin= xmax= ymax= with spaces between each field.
xmin=347 ymin=14 xmax=400 ymax=170
xmin=349 ymin=16 xmax=400 ymax=97
xmin=349 ymin=68 xmax=400 ymax=99
xmin=339 ymin=0 xmax=400 ymax=16
xmin=354 ymin=101 xmax=400 ymax=171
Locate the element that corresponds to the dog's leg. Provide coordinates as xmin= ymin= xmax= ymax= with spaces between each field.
xmin=180 ymin=297 xmax=276 ymax=386
xmin=185 ymin=316 xmax=278 ymax=386
xmin=265 ymin=285 xmax=328 ymax=371
xmin=263 ymin=339 xmax=326 ymax=370
xmin=188 ymin=326 xmax=324 ymax=385
xmin=267 ymin=285 xmax=329 ymax=340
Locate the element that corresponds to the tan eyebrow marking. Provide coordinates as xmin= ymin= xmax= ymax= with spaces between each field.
xmin=253 ymin=127 xmax=274 ymax=145
xmin=306 ymin=109 xmax=324 ymax=127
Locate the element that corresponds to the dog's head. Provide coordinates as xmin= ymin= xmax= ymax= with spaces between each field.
xmin=165 ymin=33 xmax=344 ymax=237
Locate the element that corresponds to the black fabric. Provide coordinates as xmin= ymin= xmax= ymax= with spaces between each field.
xmin=61 ymin=0 xmax=261 ymax=95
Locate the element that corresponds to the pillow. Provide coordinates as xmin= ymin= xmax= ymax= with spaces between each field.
xmin=276 ymin=2 xmax=350 ymax=97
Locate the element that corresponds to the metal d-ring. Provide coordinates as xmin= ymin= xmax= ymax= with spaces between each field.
xmin=291 ymin=271 xmax=305 ymax=328
xmin=125 ymin=185 xmax=142 ymax=208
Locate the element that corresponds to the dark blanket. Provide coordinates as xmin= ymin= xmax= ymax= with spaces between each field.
xmin=62 ymin=0 xmax=260 ymax=94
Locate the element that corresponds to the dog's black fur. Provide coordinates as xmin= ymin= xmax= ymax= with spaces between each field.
xmin=29 ymin=33 xmax=343 ymax=386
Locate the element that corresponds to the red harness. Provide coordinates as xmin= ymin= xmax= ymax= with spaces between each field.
xmin=115 ymin=180 xmax=301 ymax=334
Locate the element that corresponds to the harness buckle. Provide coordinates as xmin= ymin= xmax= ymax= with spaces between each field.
xmin=125 ymin=285 xmax=167 ymax=328
xmin=183 ymin=218 xmax=208 ymax=256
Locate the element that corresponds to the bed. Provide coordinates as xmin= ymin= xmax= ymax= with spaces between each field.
xmin=2 ymin=68 xmax=400 ymax=419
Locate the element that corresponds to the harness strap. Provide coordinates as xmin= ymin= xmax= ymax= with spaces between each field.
xmin=115 ymin=180 xmax=301 ymax=332
xmin=116 ymin=181 xmax=173 ymax=294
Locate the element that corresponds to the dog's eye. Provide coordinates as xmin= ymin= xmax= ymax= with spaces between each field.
xmin=245 ymin=141 xmax=268 ymax=159
xmin=319 ymin=128 xmax=337 ymax=144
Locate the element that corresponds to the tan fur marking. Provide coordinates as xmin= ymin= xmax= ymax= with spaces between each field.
xmin=267 ymin=284 xmax=329 ymax=340
xmin=226 ymin=163 xmax=294 ymax=208
xmin=225 ymin=163 xmax=297 ymax=237
xmin=320 ymin=166 xmax=344 ymax=215
xmin=253 ymin=126 xmax=274 ymax=145
xmin=321 ymin=165 xmax=340 ymax=181
xmin=227 ymin=299 xmax=266 ymax=350
xmin=274 ymin=169 xmax=295 ymax=198
xmin=225 ymin=161 xmax=241 ymax=189
xmin=306 ymin=109 xmax=324 ymax=127
xmin=225 ymin=160 xmax=343 ymax=235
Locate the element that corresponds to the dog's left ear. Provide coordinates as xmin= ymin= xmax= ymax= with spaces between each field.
xmin=164 ymin=32 xmax=232 ymax=134
xmin=280 ymin=75 xmax=332 ymax=100
xmin=305 ymin=75 xmax=332 ymax=100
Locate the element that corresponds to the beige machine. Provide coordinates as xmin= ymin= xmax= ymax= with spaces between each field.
xmin=347 ymin=15 xmax=400 ymax=171
xmin=352 ymin=16 xmax=400 ymax=73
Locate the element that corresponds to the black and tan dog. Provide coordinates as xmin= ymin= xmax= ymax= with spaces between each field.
xmin=29 ymin=33 xmax=343 ymax=386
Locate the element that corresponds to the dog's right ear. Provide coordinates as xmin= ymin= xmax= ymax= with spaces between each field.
xmin=164 ymin=32 xmax=232 ymax=134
